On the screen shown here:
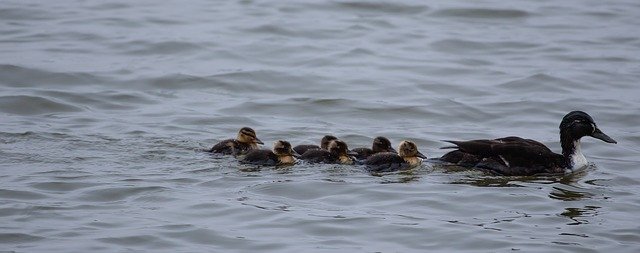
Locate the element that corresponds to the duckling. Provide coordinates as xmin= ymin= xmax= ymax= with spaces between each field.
xmin=240 ymin=140 xmax=298 ymax=166
xmin=209 ymin=127 xmax=263 ymax=156
xmin=352 ymin=136 xmax=397 ymax=160
xmin=439 ymin=111 xmax=617 ymax=176
xmin=293 ymin=135 xmax=338 ymax=155
xmin=365 ymin=140 xmax=427 ymax=172
xmin=299 ymin=139 xmax=357 ymax=165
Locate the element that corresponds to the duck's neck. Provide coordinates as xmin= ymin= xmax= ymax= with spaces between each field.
xmin=560 ymin=130 xmax=587 ymax=169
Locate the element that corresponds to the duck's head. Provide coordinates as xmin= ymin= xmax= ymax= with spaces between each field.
xmin=236 ymin=127 xmax=264 ymax=145
xmin=372 ymin=136 xmax=396 ymax=153
xmin=272 ymin=140 xmax=298 ymax=157
xmin=320 ymin=135 xmax=338 ymax=149
xmin=560 ymin=111 xmax=616 ymax=144
xmin=398 ymin=140 xmax=427 ymax=159
xmin=328 ymin=140 xmax=358 ymax=156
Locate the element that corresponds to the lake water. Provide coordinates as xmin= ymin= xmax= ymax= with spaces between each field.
xmin=1 ymin=0 xmax=640 ymax=252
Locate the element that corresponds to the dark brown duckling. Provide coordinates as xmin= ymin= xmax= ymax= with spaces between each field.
xmin=299 ymin=139 xmax=357 ymax=165
xmin=293 ymin=135 xmax=338 ymax=155
xmin=209 ymin=127 xmax=263 ymax=156
xmin=365 ymin=140 xmax=427 ymax=172
xmin=240 ymin=140 xmax=298 ymax=166
xmin=352 ymin=136 xmax=396 ymax=160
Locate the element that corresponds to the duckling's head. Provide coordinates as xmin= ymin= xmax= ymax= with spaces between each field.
xmin=398 ymin=140 xmax=427 ymax=159
xmin=320 ymin=135 xmax=338 ymax=149
xmin=272 ymin=140 xmax=297 ymax=165
xmin=328 ymin=139 xmax=357 ymax=164
xmin=236 ymin=127 xmax=264 ymax=145
xmin=560 ymin=111 xmax=616 ymax=144
xmin=272 ymin=140 xmax=297 ymax=156
xmin=372 ymin=136 xmax=396 ymax=153
xmin=327 ymin=140 xmax=354 ymax=155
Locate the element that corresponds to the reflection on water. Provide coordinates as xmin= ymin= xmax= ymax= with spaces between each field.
xmin=549 ymin=186 xmax=594 ymax=201
xmin=445 ymin=164 xmax=591 ymax=188
xmin=560 ymin=206 xmax=601 ymax=225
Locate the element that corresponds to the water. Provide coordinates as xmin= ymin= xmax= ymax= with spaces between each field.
xmin=1 ymin=0 xmax=640 ymax=252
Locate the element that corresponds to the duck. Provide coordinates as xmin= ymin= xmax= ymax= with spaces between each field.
xmin=240 ymin=140 xmax=298 ymax=166
xmin=352 ymin=136 xmax=397 ymax=160
xmin=299 ymin=139 xmax=358 ymax=164
xmin=293 ymin=135 xmax=338 ymax=155
xmin=438 ymin=111 xmax=617 ymax=176
xmin=365 ymin=140 xmax=426 ymax=172
xmin=209 ymin=127 xmax=263 ymax=156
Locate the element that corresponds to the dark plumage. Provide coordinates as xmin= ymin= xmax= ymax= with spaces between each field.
xmin=352 ymin=136 xmax=396 ymax=160
xmin=365 ymin=140 xmax=426 ymax=172
xmin=240 ymin=140 xmax=298 ymax=166
xmin=209 ymin=127 xmax=263 ymax=156
xmin=439 ymin=111 xmax=617 ymax=176
xmin=299 ymin=139 xmax=357 ymax=164
xmin=293 ymin=135 xmax=338 ymax=156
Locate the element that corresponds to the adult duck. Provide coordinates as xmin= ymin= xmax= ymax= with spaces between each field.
xmin=439 ymin=111 xmax=616 ymax=175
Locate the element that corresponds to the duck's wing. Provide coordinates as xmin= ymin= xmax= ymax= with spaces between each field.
xmin=444 ymin=137 xmax=558 ymax=168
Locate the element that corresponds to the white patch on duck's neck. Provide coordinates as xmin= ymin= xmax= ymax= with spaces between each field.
xmin=569 ymin=140 xmax=588 ymax=169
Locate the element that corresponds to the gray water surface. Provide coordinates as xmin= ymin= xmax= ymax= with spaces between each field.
xmin=1 ymin=0 xmax=640 ymax=252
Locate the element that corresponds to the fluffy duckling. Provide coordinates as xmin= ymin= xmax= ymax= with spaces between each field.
xmin=293 ymin=135 xmax=338 ymax=155
xmin=240 ymin=140 xmax=298 ymax=166
xmin=365 ymin=140 xmax=427 ymax=172
xmin=299 ymin=139 xmax=357 ymax=165
xmin=209 ymin=127 xmax=263 ymax=156
xmin=352 ymin=136 xmax=396 ymax=160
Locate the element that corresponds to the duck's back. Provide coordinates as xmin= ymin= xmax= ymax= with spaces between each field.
xmin=441 ymin=136 xmax=566 ymax=175
xmin=293 ymin=144 xmax=320 ymax=156
xmin=299 ymin=149 xmax=337 ymax=164
xmin=365 ymin=152 xmax=408 ymax=172
xmin=240 ymin=149 xmax=278 ymax=166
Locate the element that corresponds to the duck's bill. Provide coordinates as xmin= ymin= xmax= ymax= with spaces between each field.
xmin=254 ymin=138 xmax=264 ymax=145
xmin=416 ymin=151 xmax=427 ymax=159
xmin=292 ymin=150 xmax=301 ymax=158
xmin=591 ymin=128 xmax=617 ymax=144
xmin=387 ymin=147 xmax=397 ymax=153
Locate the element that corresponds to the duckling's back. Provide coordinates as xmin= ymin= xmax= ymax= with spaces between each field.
xmin=299 ymin=149 xmax=337 ymax=164
xmin=365 ymin=152 xmax=408 ymax=172
xmin=293 ymin=144 xmax=320 ymax=156
xmin=210 ymin=139 xmax=255 ymax=156
xmin=352 ymin=147 xmax=374 ymax=160
xmin=240 ymin=149 xmax=278 ymax=166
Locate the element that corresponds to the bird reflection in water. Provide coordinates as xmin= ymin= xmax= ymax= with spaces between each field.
xmin=560 ymin=206 xmax=601 ymax=225
xmin=445 ymin=164 xmax=592 ymax=187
